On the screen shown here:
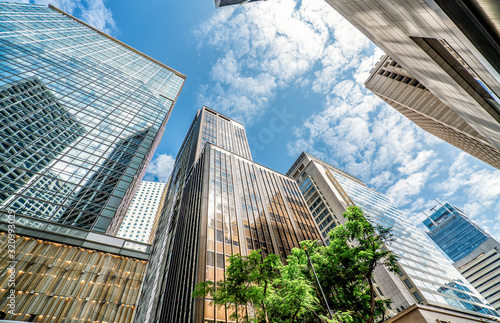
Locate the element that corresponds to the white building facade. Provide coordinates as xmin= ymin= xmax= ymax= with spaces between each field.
xmin=117 ymin=181 xmax=166 ymax=243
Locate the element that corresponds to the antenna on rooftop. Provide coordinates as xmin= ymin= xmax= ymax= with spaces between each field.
xmin=422 ymin=210 xmax=437 ymax=226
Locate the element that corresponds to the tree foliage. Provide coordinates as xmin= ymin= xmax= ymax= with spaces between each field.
xmin=193 ymin=206 xmax=398 ymax=323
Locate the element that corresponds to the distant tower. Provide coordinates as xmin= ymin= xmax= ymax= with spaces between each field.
xmin=424 ymin=202 xmax=500 ymax=312
xmin=135 ymin=107 xmax=322 ymax=323
xmin=116 ymin=180 xmax=166 ymax=243
xmin=287 ymin=152 xmax=498 ymax=319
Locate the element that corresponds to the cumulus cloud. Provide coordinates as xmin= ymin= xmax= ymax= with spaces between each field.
xmin=144 ymin=154 xmax=175 ymax=183
xmin=195 ymin=0 xmax=341 ymax=124
xmin=195 ymin=0 xmax=500 ymax=240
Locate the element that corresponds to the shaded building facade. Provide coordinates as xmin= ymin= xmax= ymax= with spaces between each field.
xmin=424 ymin=203 xmax=500 ymax=312
xmin=325 ymin=0 xmax=500 ymax=168
xmin=135 ymin=107 xmax=322 ymax=323
xmin=0 ymin=2 xmax=185 ymax=233
xmin=287 ymin=153 xmax=498 ymax=319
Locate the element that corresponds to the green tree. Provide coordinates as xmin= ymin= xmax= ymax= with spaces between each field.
xmin=193 ymin=250 xmax=281 ymax=322
xmin=194 ymin=206 xmax=397 ymax=323
xmin=310 ymin=205 xmax=399 ymax=323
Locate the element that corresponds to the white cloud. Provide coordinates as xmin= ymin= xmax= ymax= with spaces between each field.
xmin=386 ymin=171 xmax=430 ymax=206
xmin=397 ymin=150 xmax=437 ymax=175
xmin=195 ymin=0 xmax=343 ymax=124
xmin=144 ymin=154 xmax=175 ymax=183
xmin=77 ymin=0 xmax=117 ymax=34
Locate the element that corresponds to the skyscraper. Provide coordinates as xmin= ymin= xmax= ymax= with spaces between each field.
xmin=0 ymin=3 xmax=184 ymax=322
xmin=0 ymin=2 xmax=185 ymax=234
xmin=424 ymin=203 xmax=500 ymax=312
xmin=135 ymin=107 xmax=322 ymax=323
xmin=365 ymin=55 xmax=500 ymax=169
xmin=324 ymin=0 xmax=500 ymax=167
xmin=287 ymin=152 xmax=498 ymax=319
xmin=117 ymin=180 xmax=167 ymax=243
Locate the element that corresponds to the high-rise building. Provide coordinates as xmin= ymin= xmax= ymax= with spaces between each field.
xmin=117 ymin=181 xmax=167 ymax=243
xmin=287 ymin=152 xmax=499 ymax=319
xmin=0 ymin=3 xmax=185 ymax=322
xmin=424 ymin=203 xmax=500 ymax=312
xmin=325 ymin=0 xmax=500 ymax=169
xmin=0 ymin=2 xmax=185 ymax=234
xmin=135 ymin=107 xmax=323 ymax=323
xmin=365 ymin=55 xmax=500 ymax=169
xmin=215 ymin=0 xmax=265 ymax=9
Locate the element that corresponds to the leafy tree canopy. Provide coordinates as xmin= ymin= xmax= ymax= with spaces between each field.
xmin=194 ymin=206 xmax=398 ymax=323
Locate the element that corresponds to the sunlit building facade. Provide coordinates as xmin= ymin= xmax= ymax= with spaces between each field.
xmin=135 ymin=107 xmax=322 ymax=323
xmin=0 ymin=2 xmax=185 ymax=234
xmin=117 ymin=180 xmax=166 ymax=243
xmin=425 ymin=203 xmax=500 ymax=312
xmin=287 ymin=152 xmax=498 ymax=319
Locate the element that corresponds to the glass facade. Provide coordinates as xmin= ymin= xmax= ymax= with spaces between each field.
xmin=135 ymin=108 xmax=322 ymax=323
xmin=288 ymin=152 xmax=498 ymax=317
xmin=424 ymin=203 xmax=489 ymax=262
xmin=0 ymin=3 xmax=185 ymax=233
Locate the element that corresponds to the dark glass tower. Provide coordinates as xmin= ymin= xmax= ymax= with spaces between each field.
xmin=424 ymin=203 xmax=500 ymax=312
xmin=0 ymin=3 xmax=185 ymax=233
xmin=135 ymin=107 xmax=322 ymax=323
xmin=424 ymin=203 xmax=489 ymax=262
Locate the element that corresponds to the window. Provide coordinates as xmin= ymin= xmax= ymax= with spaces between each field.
xmin=404 ymin=278 xmax=414 ymax=289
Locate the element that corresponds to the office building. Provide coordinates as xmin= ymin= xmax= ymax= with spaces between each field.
xmin=135 ymin=107 xmax=323 ymax=323
xmin=325 ymin=0 xmax=500 ymax=169
xmin=215 ymin=0 xmax=265 ymax=9
xmin=0 ymin=2 xmax=185 ymax=234
xmin=0 ymin=2 xmax=185 ymax=322
xmin=366 ymin=55 xmax=500 ymax=169
xmin=287 ymin=152 xmax=498 ymax=319
xmin=116 ymin=181 xmax=166 ymax=243
xmin=424 ymin=203 xmax=500 ymax=312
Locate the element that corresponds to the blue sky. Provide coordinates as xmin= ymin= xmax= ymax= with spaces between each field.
xmin=17 ymin=0 xmax=500 ymax=240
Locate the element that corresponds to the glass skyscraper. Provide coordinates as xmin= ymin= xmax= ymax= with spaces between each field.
xmin=287 ymin=152 xmax=498 ymax=319
xmin=424 ymin=203 xmax=489 ymax=262
xmin=424 ymin=203 xmax=500 ymax=312
xmin=0 ymin=3 xmax=185 ymax=233
xmin=135 ymin=107 xmax=322 ymax=323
